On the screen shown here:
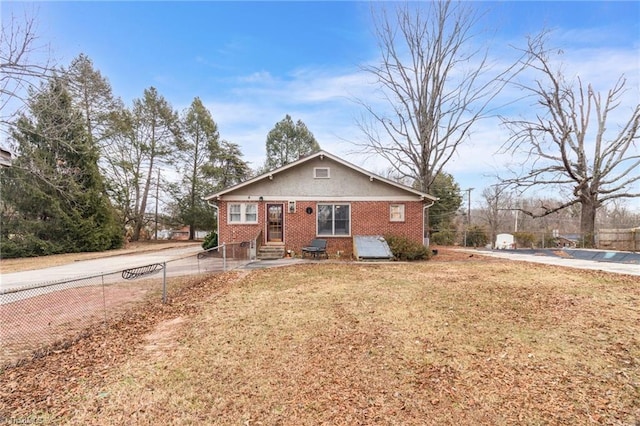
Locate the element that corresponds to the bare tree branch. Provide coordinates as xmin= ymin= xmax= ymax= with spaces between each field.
xmin=498 ymin=34 xmax=640 ymax=245
xmin=354 ymin=1 xmax=528 ymax=195
xmin=1 ymin=9 xmax=54 ymax=131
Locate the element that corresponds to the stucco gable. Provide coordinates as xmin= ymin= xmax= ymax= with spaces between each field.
xmin=205 ymin=151 xmax=437 ymax=202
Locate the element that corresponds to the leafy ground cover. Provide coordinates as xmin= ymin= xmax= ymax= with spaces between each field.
xmin=1 ymin=249 xmax=638 ymax=425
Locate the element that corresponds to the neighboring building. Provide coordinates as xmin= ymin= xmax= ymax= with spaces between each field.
xmin=554 ymin=235 xmax=578 ymax=248
xmin=0 ymin=148 xmax=12 ymax=168
xmin=158 ymin=227 xmax=210 ymax=241
xmin=157 ymin=229 xmax=172 ymax=240
xmin=204 ymin=150 xmax=437 ymax=259
xmin=170 ymin=226 xmax=190 ymax=240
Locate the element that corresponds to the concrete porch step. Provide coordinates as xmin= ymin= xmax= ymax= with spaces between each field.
xmin=257 ymin=245 xmax=285 ymax=260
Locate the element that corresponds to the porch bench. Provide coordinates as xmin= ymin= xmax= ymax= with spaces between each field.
xmin=302 ymin=239 xmax=328 ymax=259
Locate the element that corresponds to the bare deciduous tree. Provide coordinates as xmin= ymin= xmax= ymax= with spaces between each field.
xmin=479 ymin=185 xmax=513 ymax=245
xmin=1 ymin=9 xmax=53 ymax=129
xmin=499 ymin=35 xmax=640 ymax=246
xmin=102 ymin=87 xmax=180 ymax=241
xmin=355 ymin=1 xmax=526 ymax=236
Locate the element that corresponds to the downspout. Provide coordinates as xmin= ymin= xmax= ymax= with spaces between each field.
xmin=206 ymin=199 xmax=220 ymax=245
xmin=423 ymin=198 xmax=436 ymax=247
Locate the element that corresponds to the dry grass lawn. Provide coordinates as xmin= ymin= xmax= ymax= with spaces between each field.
xmin=1 ymin=253 xmax=639 ymax=425
xmin=0 ymin=241 xmax=199 ymax=273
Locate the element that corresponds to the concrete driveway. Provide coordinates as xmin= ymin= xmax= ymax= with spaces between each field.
xmin=0 ymin=244 xmax=204 ymax=292
xmin=458 ymin=248 xmax=640 ymax=276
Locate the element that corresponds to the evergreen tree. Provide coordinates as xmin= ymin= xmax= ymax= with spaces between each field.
xmin=108 ymin=87 xmax=179 ymax=241
xmin=63 ymin=53 xmax=123 ymax=149
xmin=263 ymin=114 xmax=319 ymax=171
xmin=428 ymin=172 xmax=462 ymax=233
xmin=211 ymin=140 xmax=252 ymax=189
xmin=173 ymin=97 xmax=220 ymax=240
xmin=0 ymin=77 xmax=122 ymax=257
xmin=100 ymin=107 xmax=140 ymax=232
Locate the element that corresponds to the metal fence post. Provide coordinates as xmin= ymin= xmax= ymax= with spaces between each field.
xmin=162 ymin=261 xmax=167 ymax=304
xmin=101 ymin=274 xmax=107 ymax=324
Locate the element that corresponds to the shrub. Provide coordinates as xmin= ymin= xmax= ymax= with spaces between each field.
xmin=384 ymin=234 xmax=430 ymax=261
xmin=0 ymin=233 xmax=61 ymax=258
xmin=542 ymin=234 xmax=557 ymax=248
xmin=201 ymin=231 xmax=218 ymax=250
xmin=430 ymin=229 xmax=456 ymax=246
xmin=513 ymin=232 xmax=536 ymax=249
xmin=465 ymin=225 xmax=489 ymax=247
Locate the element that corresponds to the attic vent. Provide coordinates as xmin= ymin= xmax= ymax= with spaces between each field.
xmin=288 ymin=200 xmax=296 ymax=213
xmin=314 ymin=167 xmax=330 ymax=179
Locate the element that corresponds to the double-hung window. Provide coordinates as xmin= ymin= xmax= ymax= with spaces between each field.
xmin=317 ymin=204 xmax=350 ymax=236
xmin=228 ymin=203 xmax=258 ymax=224
xmin=390 ymin=204 xmax=405 ymax=222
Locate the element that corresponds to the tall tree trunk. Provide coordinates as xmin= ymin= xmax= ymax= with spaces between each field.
xmin=134 ymin=155 xmax=154 ymax=241
xmin=579 ymin=197 xmax=597 ymax=247
xmin=189 ymin=132 xmax=199 ymax=241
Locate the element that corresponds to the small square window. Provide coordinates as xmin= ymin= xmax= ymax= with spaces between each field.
xmin=390 ymin=204 xmax=405 ymax=222
xmin=314 ymin=167 xmax=330 ymax=179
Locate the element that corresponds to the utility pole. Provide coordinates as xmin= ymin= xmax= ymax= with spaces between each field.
xmin=155 ymin=169 xmax=160 ymax=240
xmin=465 ymin=187 xmax=474 ymax=225
xmin=463 ymin=187 xmax=474 ymax=247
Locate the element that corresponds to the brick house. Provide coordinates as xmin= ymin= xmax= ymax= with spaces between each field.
xmin=204 ymin=151 xmax=437 ymax=259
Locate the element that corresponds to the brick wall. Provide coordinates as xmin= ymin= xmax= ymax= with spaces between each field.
xmin=216 ymin=200 xmax=263 ymax=244
xmin=217 ymin=200 xmax=426 ymax=259
xmin=351 ymin=201 xmax=424 ymax=244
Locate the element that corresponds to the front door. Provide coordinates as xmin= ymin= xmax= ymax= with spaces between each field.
xmin=267 ymin=204 xmax=283 ymax=242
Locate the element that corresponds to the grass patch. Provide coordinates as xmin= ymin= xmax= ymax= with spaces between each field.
xmin=0 ymin=241 xmax=199 ymax=273
xmin=2 ymin=259 xmax=639 ymax=424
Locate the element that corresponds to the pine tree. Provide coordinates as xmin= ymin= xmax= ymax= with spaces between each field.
xmin=0 ymin=77 xmax=122 ymax=257
xmin=105 ymin=87 xmax=179 ymax=242
xmin=263 ymin=114 xmax=320 ymax=171
xmin=211 ymin=140 xmax=252 ymax=189
xmin=64 ymin=53 xmax=123 ymax=149
xmin=428 ymin=172 xmax=462 ymax=233
xmin=172 ymin=97 xmax=220 ymax=240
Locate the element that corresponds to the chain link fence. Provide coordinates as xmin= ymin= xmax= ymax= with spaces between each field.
xmin=0 ymin=242 xmax=253 ymax=368
xmin=433 ymin=227 xmax=632 ymax=250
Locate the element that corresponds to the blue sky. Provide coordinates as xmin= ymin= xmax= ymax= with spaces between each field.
xmin=3 ymin=1 xmax=640 ymax=209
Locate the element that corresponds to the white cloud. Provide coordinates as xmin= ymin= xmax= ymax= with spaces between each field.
xmin=237 ymin=71 xmax=276 ymax=85
xmin=194 ymin=24 xmax=639 ymax=208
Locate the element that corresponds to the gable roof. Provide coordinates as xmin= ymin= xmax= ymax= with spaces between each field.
xmin=204 ymin=150 xmax=437 ymax=202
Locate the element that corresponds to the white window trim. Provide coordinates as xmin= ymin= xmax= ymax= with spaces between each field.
xmin=316 ymin=203 xmax=351 ymax=237
xmin=314 ymin=167 xmax=330 ymax=179
xmin=227 ymin=203 xmax=258 ymax=224
xmin=390 ymin=204 xmax=405 ymax=222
